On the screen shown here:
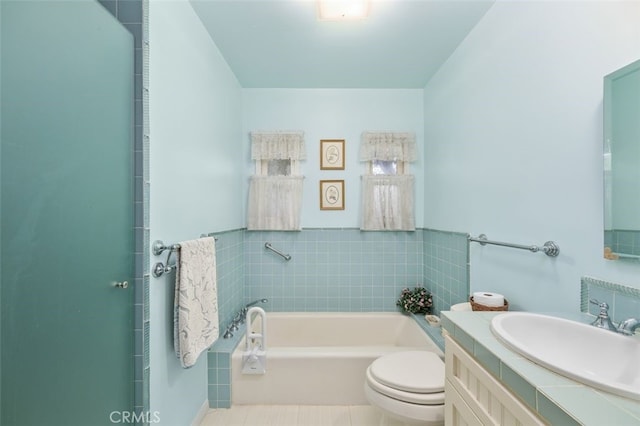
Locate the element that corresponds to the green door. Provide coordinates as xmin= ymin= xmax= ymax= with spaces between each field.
xmin=1 ymin=1 xmax=134 ymax=424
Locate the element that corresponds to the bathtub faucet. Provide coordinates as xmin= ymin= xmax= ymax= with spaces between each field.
xmin=240 ymin=299 xmax=268 ymax=320
xmin=223 ymin=299 xmax=268 ymax=339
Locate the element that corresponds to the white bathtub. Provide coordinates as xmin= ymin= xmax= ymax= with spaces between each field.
xmin=231 ymin=312 xmax=442 ymax=406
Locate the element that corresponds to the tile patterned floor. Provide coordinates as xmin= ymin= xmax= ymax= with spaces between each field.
xmin=199 ymin=405 xmax=407 ymax=426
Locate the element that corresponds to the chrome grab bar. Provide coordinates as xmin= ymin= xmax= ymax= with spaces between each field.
xmin=264 ymin=242 xmax=291 ymax=261
xmin=468 ymin=234 xmax=560 ymax=257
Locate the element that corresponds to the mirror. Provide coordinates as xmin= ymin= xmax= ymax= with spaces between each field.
xmin=604 ymin=59 xmax=640 ymax=261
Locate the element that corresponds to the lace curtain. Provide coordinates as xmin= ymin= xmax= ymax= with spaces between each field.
xmin=360 ymin=132 xmax=416 ymax=231
xmin=361 ymin=175 xmax=415 ymax=231
xmin=247 ymin=176 xmax=304 ymax=230
xmin=247 ymin=132 xmax=305 ymax=231
xmin=251 ymin=131 xmax=306 ymax=160
xmin=360 ymin=132 xmax=416 ymax=162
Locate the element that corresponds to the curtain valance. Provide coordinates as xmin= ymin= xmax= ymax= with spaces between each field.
xmin=360 ymin=132 xmax=416 ymax=162
xmin=251 ymin=131 xmax=306 ymax=160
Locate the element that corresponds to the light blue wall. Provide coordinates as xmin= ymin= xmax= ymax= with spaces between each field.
xmin=148 ymin=1 xmax=640 ymax=422
xmin=242 ymin=89 xmax=425 ymax=229
xmin=423 ymin=1 xmax=640 ymax=312
xmin=148 ymin=0 xmax=243 ymax=424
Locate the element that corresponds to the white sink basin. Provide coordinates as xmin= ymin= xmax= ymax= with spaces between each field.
xmin=491 ymin=312 xmax=640 ymax=400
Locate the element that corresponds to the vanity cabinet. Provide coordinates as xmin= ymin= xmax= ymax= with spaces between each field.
xmin=444 ymin=335 xmax=548 ymax=426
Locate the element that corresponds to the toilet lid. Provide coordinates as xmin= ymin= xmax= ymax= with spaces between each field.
xmin=369 ymin=351 xmax=445 ymax=394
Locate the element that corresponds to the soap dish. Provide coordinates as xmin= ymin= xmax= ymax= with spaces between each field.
xmin=425 ymin=314 xmax=441 ymax=327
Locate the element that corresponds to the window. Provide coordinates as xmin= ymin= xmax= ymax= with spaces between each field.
xmin=265 ymin=159 xmax=291 ymax=176
xmin=247 ymin=132 xmax=305 ymax=230
xmin=371 ymin=159 xmax=403 ymax=175
xmin=360 ymin=132 xmax=416 ymax=231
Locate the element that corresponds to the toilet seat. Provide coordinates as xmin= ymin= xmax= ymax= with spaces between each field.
xmin=364 ymin=351 xmax=445 ymax=426
xmin=369 ymin=351 xmax=445 ymax=394
xmin=366 ymin=351 xmax=445 ymax=405
xmin=366 ymin=366 xmax=444 ymax=405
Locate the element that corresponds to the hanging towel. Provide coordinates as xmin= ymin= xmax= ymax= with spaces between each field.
xmin=174 ymin=237 xmax=219 ymax=368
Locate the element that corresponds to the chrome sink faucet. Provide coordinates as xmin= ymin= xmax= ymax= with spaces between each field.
xmin=590 ymin=299 xmax=640 ymax=336
xmin=617 ymin=318 xmax=640 ymax=336
xmin=590 ymin=299 xmax=617 ymax=331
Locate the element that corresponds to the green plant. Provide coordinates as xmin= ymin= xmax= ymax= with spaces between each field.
xmin=396 ymin=286 xmax=433 ymax=314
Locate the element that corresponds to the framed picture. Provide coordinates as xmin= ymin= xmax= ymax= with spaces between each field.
xmin=319 ymin=180 xmax=345 ymax=210
xmin=320 ymin=139 xmax=345 ymax=170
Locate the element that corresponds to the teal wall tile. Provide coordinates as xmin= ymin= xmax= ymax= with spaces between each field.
xmin=423 ymin=229 xmax=470 ymax=314
xmin=243 ymin=228 xmax=468 ymax=313
xmin=581 ymin=276 xmax=640 ymax=323
xmin=208 ymin=227 xmax=470 ymax=408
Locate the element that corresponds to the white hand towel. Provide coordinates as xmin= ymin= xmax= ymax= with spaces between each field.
xmin=174 ymin=237 xmax=219 ymax=368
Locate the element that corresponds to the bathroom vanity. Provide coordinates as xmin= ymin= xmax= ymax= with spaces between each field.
xmin=441 ymin=311 xmax=640 ymax=426
xmin=444 ymin=335 xmax=545 ymax=425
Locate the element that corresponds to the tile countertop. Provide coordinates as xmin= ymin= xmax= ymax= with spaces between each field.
xmin=441 ymin=311 xmax=640 ymax=426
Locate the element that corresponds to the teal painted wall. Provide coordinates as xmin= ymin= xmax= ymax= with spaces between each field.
xmin=423 ymin=1 xmax=640 ymax=312
xmin=242 ymin=88 xmax=425 ymax=229
xmin=148 ymin=0 xmax=243 ymax=424
xmin=148 ymin=1 xmax=640 ymax=423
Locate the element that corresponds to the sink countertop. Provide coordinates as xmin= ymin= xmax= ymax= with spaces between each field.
xmin=441 ymin=311 xmax=640 ymax=426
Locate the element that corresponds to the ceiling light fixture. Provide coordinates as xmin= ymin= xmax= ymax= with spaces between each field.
xmin=317 ymin=0 xmax=371 ymax=21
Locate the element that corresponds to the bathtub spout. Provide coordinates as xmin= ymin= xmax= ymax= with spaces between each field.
xmin=240 ymin=299 xmax=268 ymax=320
xmin=245 ymin=298 xmax=268 ymax=309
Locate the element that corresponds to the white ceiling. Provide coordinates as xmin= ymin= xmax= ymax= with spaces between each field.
xmin=190 ymin=0 xmax=495 ymax=88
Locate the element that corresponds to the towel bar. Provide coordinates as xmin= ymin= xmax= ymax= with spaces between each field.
xmin=152 ymin=236 xmax=218 ymax=257
xmin=152 ymin=236 xmax=218 ymax=278
xmin=468 ymin=234 xmax=559 ymax=257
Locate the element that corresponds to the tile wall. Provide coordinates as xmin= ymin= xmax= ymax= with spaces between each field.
xmin=244 ymin=228 xmax=424 ymax=312
xmin=423 ymin=229 xmax=470 ymax=314
xmin=208 ymin=227 xmax=470 ymax=408
xmin=604 ymin=230 xmax=640 ymax=257
xmin=214 ymin=229 xmax=246 ymax=329
xmin=581 ymin=276 xmax=640 ymax=323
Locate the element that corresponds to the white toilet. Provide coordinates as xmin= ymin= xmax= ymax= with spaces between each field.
xmin=364 ymin=351 xmax=445 ymax=426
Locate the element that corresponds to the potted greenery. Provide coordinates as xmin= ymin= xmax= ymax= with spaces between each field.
xmin=396 ymin=286 xmax=433 ymax=314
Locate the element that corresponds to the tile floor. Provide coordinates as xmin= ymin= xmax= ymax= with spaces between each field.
xmin=199 ymin=405 xmax=407 ymax=426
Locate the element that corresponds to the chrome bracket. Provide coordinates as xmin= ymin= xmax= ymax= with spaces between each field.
xmin=542 ymin=241 xmax=560 ymax=257
xmin=152 ymin=262 xmax=166 ymax=278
